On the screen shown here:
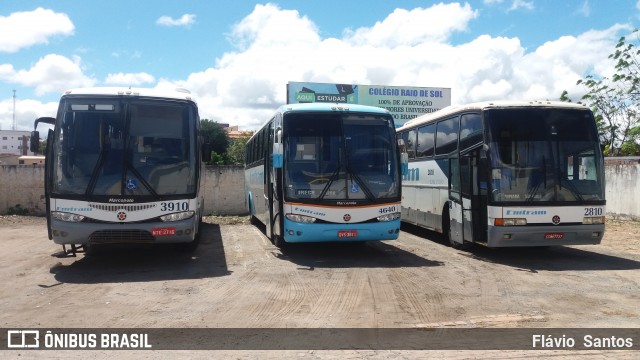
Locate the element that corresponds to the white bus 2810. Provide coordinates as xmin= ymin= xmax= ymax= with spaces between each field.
xmin=396 ymin=100 xmax=606 ymax=248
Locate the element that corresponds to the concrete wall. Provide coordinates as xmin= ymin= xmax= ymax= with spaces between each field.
xmin=201 ymin=165 xmax=247 ymax=215
xmin=0 ymin=165 xmax=247 ymax=216
xmin=604 ymin=158 xmax=640 ymax=221
xmin=1 ymin=161 xmax=639 ymax=220
xmin=0 ymin=165 xmax=46 ymax=215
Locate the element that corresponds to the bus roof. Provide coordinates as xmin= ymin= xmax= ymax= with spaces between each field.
xmin=398 ymin=100 xmax=589 ymax=131
xmin=277 ymin=102 xmax=390 ymax=115
xmin=249 ymin=103 xmax=392 ymax=141
xmin=61 ymin=87 xmax=196 ymax=102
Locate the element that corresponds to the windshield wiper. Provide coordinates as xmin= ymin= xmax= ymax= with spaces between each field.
xmin=85 ymin=144 xmax=109 ymax=196
xmin=319 ymin=166 xmax=343 ymax=200
xmin=525 ymin=156 xmax=546 ymax=203
xmin=124 ymin=159 xmax=158 ymax=197
xmin=347 ymin=167 xmax=375 ymax=201
xmin=559 ymin=178 xmax=584 ymax=201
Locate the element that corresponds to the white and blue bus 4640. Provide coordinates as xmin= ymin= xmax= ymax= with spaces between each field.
xmin=245 ymin=103 xmax=404 ymax=247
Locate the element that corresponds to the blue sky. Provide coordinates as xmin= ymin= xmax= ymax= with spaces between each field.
xmin=1 ymin=0 xmax=640 ymax=130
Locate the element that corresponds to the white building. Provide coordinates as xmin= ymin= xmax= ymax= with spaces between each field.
xmin=0 ymin=130 xmax=32 ymax=156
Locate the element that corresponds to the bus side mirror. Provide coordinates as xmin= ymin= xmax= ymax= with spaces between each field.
xmin=30 ymin=131 xmax=40 ymax=153
xmin=31 ymin=116 xmax=56 ymax=154
xmin=400 ymin=152 xmax=409 ymax=175
xmin=397 ymin=139 xmax=409 ymax=175
xmin=272 ymin=143 xmax=283 ymax=169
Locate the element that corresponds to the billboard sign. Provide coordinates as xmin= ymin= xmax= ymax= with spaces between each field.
xmin=287 ymin=82 xmax=451 ymax=127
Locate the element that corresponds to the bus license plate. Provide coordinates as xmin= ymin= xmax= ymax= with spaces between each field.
xmin=544 ymin=232 xmax=564 ymax=240
xmin=152 ymin=227 xmax=176 ymax=236
xmin=338 ymin=230 xmax=358 ymax=238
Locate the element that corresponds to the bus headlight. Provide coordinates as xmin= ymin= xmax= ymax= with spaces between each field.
xmin=160 ymin=211 xmax=195 ymax=222
xmin=377 ymin=212 xmax=401 ymax=222
xmin=51 ymin=211 xmax=85 ymax=222
xmin=583 ymin=216 xmax=605 ymax=225
xmin=494 ymin=218 xmax=527 ymax=226
xmin=285 ymin=214 xmax=316 ymax=223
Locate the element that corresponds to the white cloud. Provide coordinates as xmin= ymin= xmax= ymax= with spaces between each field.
xmin=508 ymin=0 xmax=534 ymax=11
xmin=166 ymin=3 xmax=624 ymax=129
xmin=156 ymin=14 xmax=196 ymax=27
xmin=344 ymin=3 xmax=478 ymax=47
xmin=0 ymin=8 xmax=74 ymax=53
xmin=0 ymin=54 xmax=96 ymax=95
xmin=0 ymin=3 xmax=629 ymax=131
xmin=105 ymin=72 xmax=155 ymax=85
xmin=227 ymin=4 xmax=319 ymax=50
xmin=577 ymin=0 xmax=591 ymax=16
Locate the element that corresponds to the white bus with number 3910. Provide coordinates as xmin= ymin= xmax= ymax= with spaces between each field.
xmin=30 ymin=87 xmax=211 ymax=254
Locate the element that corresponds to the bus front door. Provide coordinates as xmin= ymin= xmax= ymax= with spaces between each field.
xmin=267 ymin=122 xmax=285 ymax=247
xmin=448 ymin=157 xmax=465 ymax=247
xmin=457 ymin=149 xmax=488 ymax=246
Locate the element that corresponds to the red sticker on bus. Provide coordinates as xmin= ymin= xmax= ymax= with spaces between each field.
xmin=152 ymin=227 xmax=176 ymax=236
xmin=544 ymin=232 xmax=564 ymax=239
xmin=338 ymin=230 xmax=358 ymax=238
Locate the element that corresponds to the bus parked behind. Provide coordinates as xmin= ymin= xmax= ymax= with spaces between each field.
xmin=396 ymin=100 xmax=605 ymax=248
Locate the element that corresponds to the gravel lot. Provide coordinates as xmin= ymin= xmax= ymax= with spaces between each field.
xmin=0 ymin=215 xmax=638 ymax=359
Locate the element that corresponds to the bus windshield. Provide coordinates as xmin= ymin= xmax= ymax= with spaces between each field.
xmin=52 ymin=99 xmax=197 ymax=198
xmin=486 ymin=108 xmax=605 ymax=203
xmin=283 ymin=112 xmax=400 ymax=202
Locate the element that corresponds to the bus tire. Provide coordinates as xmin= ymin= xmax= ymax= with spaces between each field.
xmin=177 ymin=235 xmax=200 ymax=252
xmin=83 ymin=242 xmax=98 ymax=256
xmin=177 ymin=220 xmax=202 ymax=252
xmin=273 ymin=235 xmax=286 ymax=249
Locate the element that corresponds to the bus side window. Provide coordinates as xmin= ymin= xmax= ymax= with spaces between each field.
xmin=405 ymin=129 xmax=416 ymax=159
xmin=459 ymin=113 xmax=482 ymax=151
xmin=416 ymin=124 xmax=435 ymax=157
xmin=435 ymin=117 xmax=459 ymax=155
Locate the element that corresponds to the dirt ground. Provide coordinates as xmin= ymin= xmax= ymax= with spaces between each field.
xmin=0 ymin=215 xmax=638 ymax=359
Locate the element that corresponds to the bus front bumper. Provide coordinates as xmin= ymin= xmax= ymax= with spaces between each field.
xmin=485 ymin=224 xmax=604 ymax=247
xmin=283 ymin=219 xmax=400 ymax=243
xmin=49 ymin=218 xmax=199 ymax=245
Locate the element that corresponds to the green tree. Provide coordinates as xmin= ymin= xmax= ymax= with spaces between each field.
xmin=226 ymin=136 xmax=250 ymax=165
xmin=565 ymin=30 xmax=640 ymax=156
xmin=200 ymin=119 xmax=230 ymax=163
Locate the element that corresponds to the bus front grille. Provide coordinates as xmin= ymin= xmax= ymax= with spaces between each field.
xmin=88 ymin=230 xmax=155 ymax=244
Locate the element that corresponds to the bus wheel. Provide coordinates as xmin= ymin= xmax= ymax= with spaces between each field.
xmin=177 ymin=223 xmax=201 ymax=252
xmin=83 ymin=242 xmax=95 ymax=256
xmin=177 ymin=236 xmax=200 ymax=252
xmin=273 ymin=235 xmax=287 ymax=249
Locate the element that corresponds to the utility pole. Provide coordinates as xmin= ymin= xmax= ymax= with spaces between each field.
xmin=12 ymin=89 xmax=16 ymax=131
